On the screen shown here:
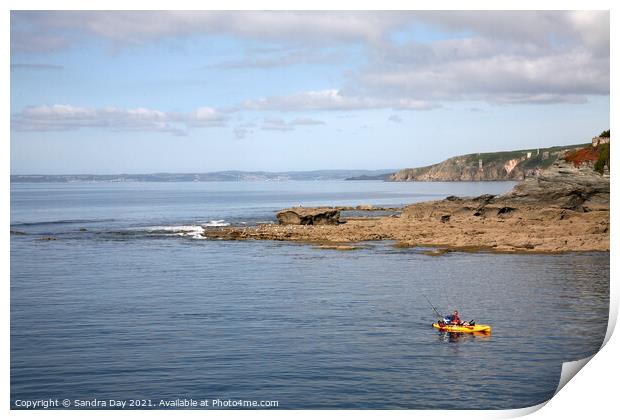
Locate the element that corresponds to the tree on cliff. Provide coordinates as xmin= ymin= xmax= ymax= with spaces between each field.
xmin=595 ymin=143 xmax=610 ymax=174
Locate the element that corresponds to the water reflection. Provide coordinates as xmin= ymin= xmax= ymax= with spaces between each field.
xmin=437 ymin=331 xmax=492 ymax=343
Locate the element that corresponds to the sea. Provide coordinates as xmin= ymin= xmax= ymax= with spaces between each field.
xmin=10 ymin=180 xmax=609 ymax=409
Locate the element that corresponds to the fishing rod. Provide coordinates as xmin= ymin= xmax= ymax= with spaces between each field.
xmin=423 ymin=294 xmax=445 ymax=321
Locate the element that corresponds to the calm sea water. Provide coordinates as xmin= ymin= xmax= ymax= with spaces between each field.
xmin=10 ymin=181 xmax=609 ymax=409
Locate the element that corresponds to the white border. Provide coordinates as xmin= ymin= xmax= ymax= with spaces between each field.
xmin=3 ymin=1 xmax=616 ymax=419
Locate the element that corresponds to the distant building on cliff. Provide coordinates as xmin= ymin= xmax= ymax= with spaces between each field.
xmin=592 ymin=136 xmax=610 ymax=147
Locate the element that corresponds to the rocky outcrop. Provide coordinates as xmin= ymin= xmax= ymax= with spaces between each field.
xmin=498 ymin=158 xmax=609 ymax=211
xmin=204 ymin=154 xmax=609 ymax=253
xmin=276 ymin=207 xmax=341 ymax=225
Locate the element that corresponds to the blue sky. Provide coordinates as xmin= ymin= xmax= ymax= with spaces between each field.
xmin=10 ymin=11 xmax=609 ymax=174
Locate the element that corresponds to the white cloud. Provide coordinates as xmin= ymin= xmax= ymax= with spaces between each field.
xmin=11 ymin=11 xmax=409 ymax=52
xmin=413 ymin=10 xmax=609 ymax=55
xmin=11 ymin=105 xmax=329 ymax=138
xmin=11 ymin=10 xmax=608 ymax=54
xmin=260 ymin=116 xmax=325 ymax=132
xmin=11 ymin=104 xmax=227 ymax=135
xmin=261 ymin=118 xmax=294 ymax=132
xmin=356 ymin=35 xmax=609 ymax=104
xmin=566 ymin=11 xmax=609 ymax=54
xmin=208 ymin=47 xmax=344 ymax=69
xmin=11 ymin=11 xmax=609 ymax=108
xmin=190 ymin=107 xmax=226 ymax=127
xmin=290 ymin=117 xmax=325 ymax=126
xmin=244 ymin=89 xmax=437 ymax=112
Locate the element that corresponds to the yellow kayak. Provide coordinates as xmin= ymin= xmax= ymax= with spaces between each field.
xmin=432 ymin=323 xmax=491 ymax=334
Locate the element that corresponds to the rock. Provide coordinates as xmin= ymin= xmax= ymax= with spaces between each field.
xmin=421 ymin=248 xmax=451 ymax=256
xmin=474 ymin=194 xmax=496 ymax=204
xmin=315 ymin=244 xmax=363 ymax=251
xmin=497 ymin=207 xmax=516 ymax=218
xmin=355 ymin=204 xmax=374 ymax=210
xmin=39 ymin=236 xmax=57 ymax=241
xmin=498 ymin=158 xmax=609 ymax=209
xmin=276 ymin=207 xmax=341 ymax=225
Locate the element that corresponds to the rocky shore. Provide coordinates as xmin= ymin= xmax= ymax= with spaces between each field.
xmin=203 ymin=157 xmax=609 ymax=253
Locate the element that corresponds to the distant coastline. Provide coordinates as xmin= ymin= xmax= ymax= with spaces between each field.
xmin=10 ymin=169 xmax=397 ymax=183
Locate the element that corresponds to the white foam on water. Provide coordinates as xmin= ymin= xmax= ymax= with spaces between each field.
xmin=134 ymin=220 xmax=230 ymax=239
xmin=202 ymin=220 xmax=230 ymax=227
xmin=144 ymin=225 xmax=206 ymax=239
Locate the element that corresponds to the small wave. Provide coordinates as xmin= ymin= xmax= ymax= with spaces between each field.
xmin=141 ymin=221 xmax=229 ymax=239
xmin=144 ymin=225 xmax=206 ymax=239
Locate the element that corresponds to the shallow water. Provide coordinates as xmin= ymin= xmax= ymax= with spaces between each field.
xmin=10 ymin=181 xmax=609 ymax=409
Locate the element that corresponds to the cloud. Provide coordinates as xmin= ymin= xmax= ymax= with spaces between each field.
xmin=260 ymin=117 xmax=325 ymax=131
xmin=388 ymin=115 xmax=403 ymax=123
xmin=11 ymin=104 xmax=226 ymax=135
xmin=261 ymin=118 xmax=294 ymax=132
xmin=10 ymin=29 xmax=72 ymax=53
xmin=244 ymin=89 xmax=437 ymax=112
xmin=188 ymin=107 xmax=227 ymax=127
xmin=233 ymin=127 xmax=251 ymax=139
xmin=11 ymin=104 xmax=327 ymax=138
xmin=11 ymin=11 xmax=608 ymax=53
xmin=290 ymin=117 xmax=325 ymax=126
xmin=11 ymin=11 xmax=609 ymax=107
xmin=432 ymin=11 xmax=608 ymax=55
xmin=10 ymin=63 xmax=63 ymax=70
xmin=209 ymin=47 xmax=343 ymax=69
xmin=356 ymin=33 xmax=609 ymax=104
xmin=11 ymin=11 xmax=410 ymax=52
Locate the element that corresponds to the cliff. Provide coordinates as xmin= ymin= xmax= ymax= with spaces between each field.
xmin=390 ymin=144 xmax=588 ymax=182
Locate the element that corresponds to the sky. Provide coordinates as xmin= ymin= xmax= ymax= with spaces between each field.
xmin=10 ymin=10 xmax=610 ymax=174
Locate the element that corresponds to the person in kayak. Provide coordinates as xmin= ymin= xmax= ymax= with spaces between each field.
xmin=450 ymin=310 xmax=461 ymax=325
xmin=439 ymin=310 xmax=462 ymax=326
